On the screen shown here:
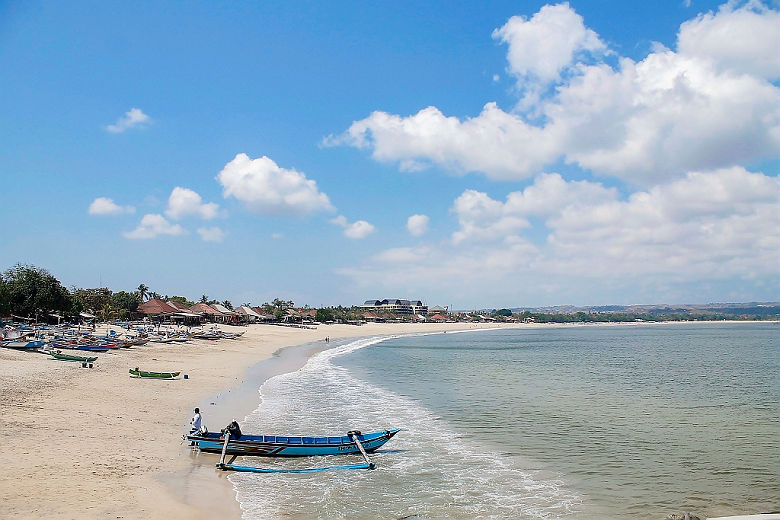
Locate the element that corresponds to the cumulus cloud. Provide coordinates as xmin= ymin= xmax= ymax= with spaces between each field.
xmin=407 ymin=214 xmax=430 ymax=237
xmin=217 ymin=153 xmax=334 ymax=215
xmin=165 ymin=187 xmax=219 ymax=220
xmin=106 ymin=108 xmax=150 ymax=133
xmin=492 ymin=2 xmax=607 ymax=107
xmin=330 ymin=2 xmax=779 ymax=185
xmin=331 ymin=215 xmax=376 ymax=239
xmin=124 ymin=214 xmax=186 ymax=239
xmin=677 ymin=1 xmax=779 ymax=80
xmin=197 ymin=226 xmax=225 ymax=242
xmin=328 ymin=103 xmax=554 ymax=180
xmin=338 ymin=167 xmax=779 ymax=303
xmin=88 ymin=197 xmax=135 ymax=215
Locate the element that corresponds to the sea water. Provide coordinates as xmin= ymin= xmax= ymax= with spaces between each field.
xmin=230 ymin=323 xmax=779 ymax=519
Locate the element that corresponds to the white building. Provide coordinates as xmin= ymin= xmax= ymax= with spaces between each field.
xmin=361 ymin=299 xmax=428 ymax=315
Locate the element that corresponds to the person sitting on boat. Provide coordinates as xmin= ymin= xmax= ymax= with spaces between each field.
xmin=222 ymin=419 xmax=241 ymax=439
xmin=190 ymin=407 xmax=206 ymax=434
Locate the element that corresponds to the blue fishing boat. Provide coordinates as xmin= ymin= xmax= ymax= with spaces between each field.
xmin=187 ymin=428 xmax=400 ymax=457
xmin=0 ymin=339 xmax=46 ymax=350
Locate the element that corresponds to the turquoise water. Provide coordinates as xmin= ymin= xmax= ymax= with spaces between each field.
xmin=231 ymin=323 xmax=779 ymax=519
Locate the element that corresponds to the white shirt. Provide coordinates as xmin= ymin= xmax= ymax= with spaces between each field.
xmin=191 ymin=412 xmax=202 ymax=431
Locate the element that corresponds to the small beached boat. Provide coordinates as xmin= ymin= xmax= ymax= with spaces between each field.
xmin=129 ymin=368 xmax=180 ymax=379
xmin=0 ymin=339 xmax=46 ymax=350
xmin=187 ymin=428 xmax=399 ymax=457
xmin=50 ymin=351 xmax=97 ymax=362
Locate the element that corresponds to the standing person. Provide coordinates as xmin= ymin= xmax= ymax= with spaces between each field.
xmin=190 ymin=407 xmax=205 ymax=434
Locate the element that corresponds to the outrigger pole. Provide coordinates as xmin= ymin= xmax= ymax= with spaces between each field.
xmin=217 ymin=431 xmax=231 ymax=468
xmin=348 ymin=430 xmax=376 ymax=470
xmin=215 ymin=430 xmax=376 ymax=474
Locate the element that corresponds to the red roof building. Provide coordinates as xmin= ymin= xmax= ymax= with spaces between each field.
xmin=137 ymin=298 xmax=178 ymax=316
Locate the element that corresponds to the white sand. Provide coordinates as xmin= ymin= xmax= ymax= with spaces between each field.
xmin=0 ymin=321 xmax=515 ymax=519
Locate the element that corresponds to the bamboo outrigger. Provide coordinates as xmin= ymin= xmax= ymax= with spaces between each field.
xmin=187 ymin=422 xmax=399 ymax=473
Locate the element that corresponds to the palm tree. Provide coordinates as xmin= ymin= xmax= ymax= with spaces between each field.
xmin=200 ymin=294 xmax=208 ymax=303
xmin=137 ymin=284 xmax=149 ymax=301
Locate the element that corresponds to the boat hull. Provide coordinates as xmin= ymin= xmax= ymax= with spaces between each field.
xmin=51 ymin=352 xmax=97 ymax=362
xmin=1 ymin=340 xmax=46 ymax=350
xmin=187 ymin=429 xmax=399 ymax=457
xmin=129 ymin=369 xmax=180 ymax=379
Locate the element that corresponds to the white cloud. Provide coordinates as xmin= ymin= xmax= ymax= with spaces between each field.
xmin=88 ymin=197 xmax=135 ymax=215
xmin=217 ymin=153 xmax=334 ymax=215
xmin=331 ymin=2 xmax=779 ymax=185
xmin=407 ymin=214 xmax=430 ymax=237
xmin=329 ymin=103 xmax=555 ymax=180
xmin=678 ymin=1 xmax=779 ymax=80
xmin=542 ymin=167 xmax=779 ymax=278
xmin=331 ymin=215 xmax=376 ymax=239
xmin=124 ymin=214 xmax=186 ymax=239
xmin=106 ymin=108 xmax=150 ymax=133
xmin=337 ymin=167 xmax=779 ymax=304
xmin=197 ymin=226 xmax=225 ymax=243
xmin=165 ymin=187 xmax=219 ymax=220
xmin=492 ymin=2 xmax=607 ymax=107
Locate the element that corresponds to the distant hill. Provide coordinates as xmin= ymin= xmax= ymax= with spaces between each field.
xmin=477 ymin=302 xmax=780 ymax=318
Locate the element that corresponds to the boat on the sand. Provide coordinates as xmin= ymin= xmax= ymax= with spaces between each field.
xmin=50 ymin=351 xmax=97 ymax=362
xmin=129 ymin=368 xmax=180 ymax=379
xmin=0 ymin=339 xmax=46 ymax=350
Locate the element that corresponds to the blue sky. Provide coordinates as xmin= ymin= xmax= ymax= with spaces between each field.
xmin=1 ymin=1 xmax=778 ymax=309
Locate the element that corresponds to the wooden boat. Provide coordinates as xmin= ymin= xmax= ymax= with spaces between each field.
xmin=187 ymin=428 xmax=400 ymax=457
xmin=0 ymin=339 xmax=46 ymax=350
xmin=76 ymin=345 xmax=110 ymax=352
xmin=129 ymin=368 xmax=180 ymax=379
xmin=50 ymin=351 xmax=97 ymax=362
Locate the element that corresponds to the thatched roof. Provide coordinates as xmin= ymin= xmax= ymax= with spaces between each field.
xmin=137 ymin=298 xmax=178 ymax=316
xmin=189 ymin=303 xmax=223 ymax=315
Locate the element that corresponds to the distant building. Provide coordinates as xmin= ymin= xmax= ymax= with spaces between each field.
xmin=361 ymin=299 xmax=428 ymax=315
xmin=428 ymin=305 xmax=448 ymax=314
xmin=137 ymin=298 xmax=178 ymax=317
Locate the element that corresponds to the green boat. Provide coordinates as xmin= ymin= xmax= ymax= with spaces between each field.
xmin=50 ymin=351 xmax=98 ymax=363
xmin=129 ymin=368 xmax=180 ymax=379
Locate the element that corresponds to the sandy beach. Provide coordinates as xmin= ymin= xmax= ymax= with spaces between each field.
xmin=0 ymin=321 xmax=510 ymax=519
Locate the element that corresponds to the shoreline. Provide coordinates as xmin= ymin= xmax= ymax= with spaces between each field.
xmin=0 ymin=321 xmax=515 ymax=520
xmin=1 ymin=320 xmax=775 ymax=519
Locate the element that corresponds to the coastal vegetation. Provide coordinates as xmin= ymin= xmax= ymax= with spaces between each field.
xmin=1 ymin=263 xmax=778 ymax=324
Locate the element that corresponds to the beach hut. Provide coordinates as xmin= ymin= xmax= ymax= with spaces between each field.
xmin=137 ymin=299 xmax=178 ymax=317
xmin=234 ymin=305 xmax=263 ymax=323
xmin=250 ymin=307 xmax=275 ymax=321
xmin=189 ymin=303 xmax=224 ymax=323
xmin=210 ymin=303 xmax=238 ymax=324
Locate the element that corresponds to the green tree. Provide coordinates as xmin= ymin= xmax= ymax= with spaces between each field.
xmin=222 ymin=300 xmax=233 ymax=310
xmin=137 ymin=284 xmax=149 ymax=301
xmin=271 ymin=298 xmax=294 ymax=311
xmin=111 ymin=291 xmax=140 ymax=314
xmin=72 ymin=287 xmax=112 ymax=314
xmin=148 ymin=291 xmax=161 ymax=300
xmin=0 ymin=273 xmax=9 ymax=316
xmin=199 ymin=294 xmax=208 ymax=303
xmin=2 ymin=264 xmax=72 ymax=319
xmin=316 ymin=308 xmax=335 ymax=322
